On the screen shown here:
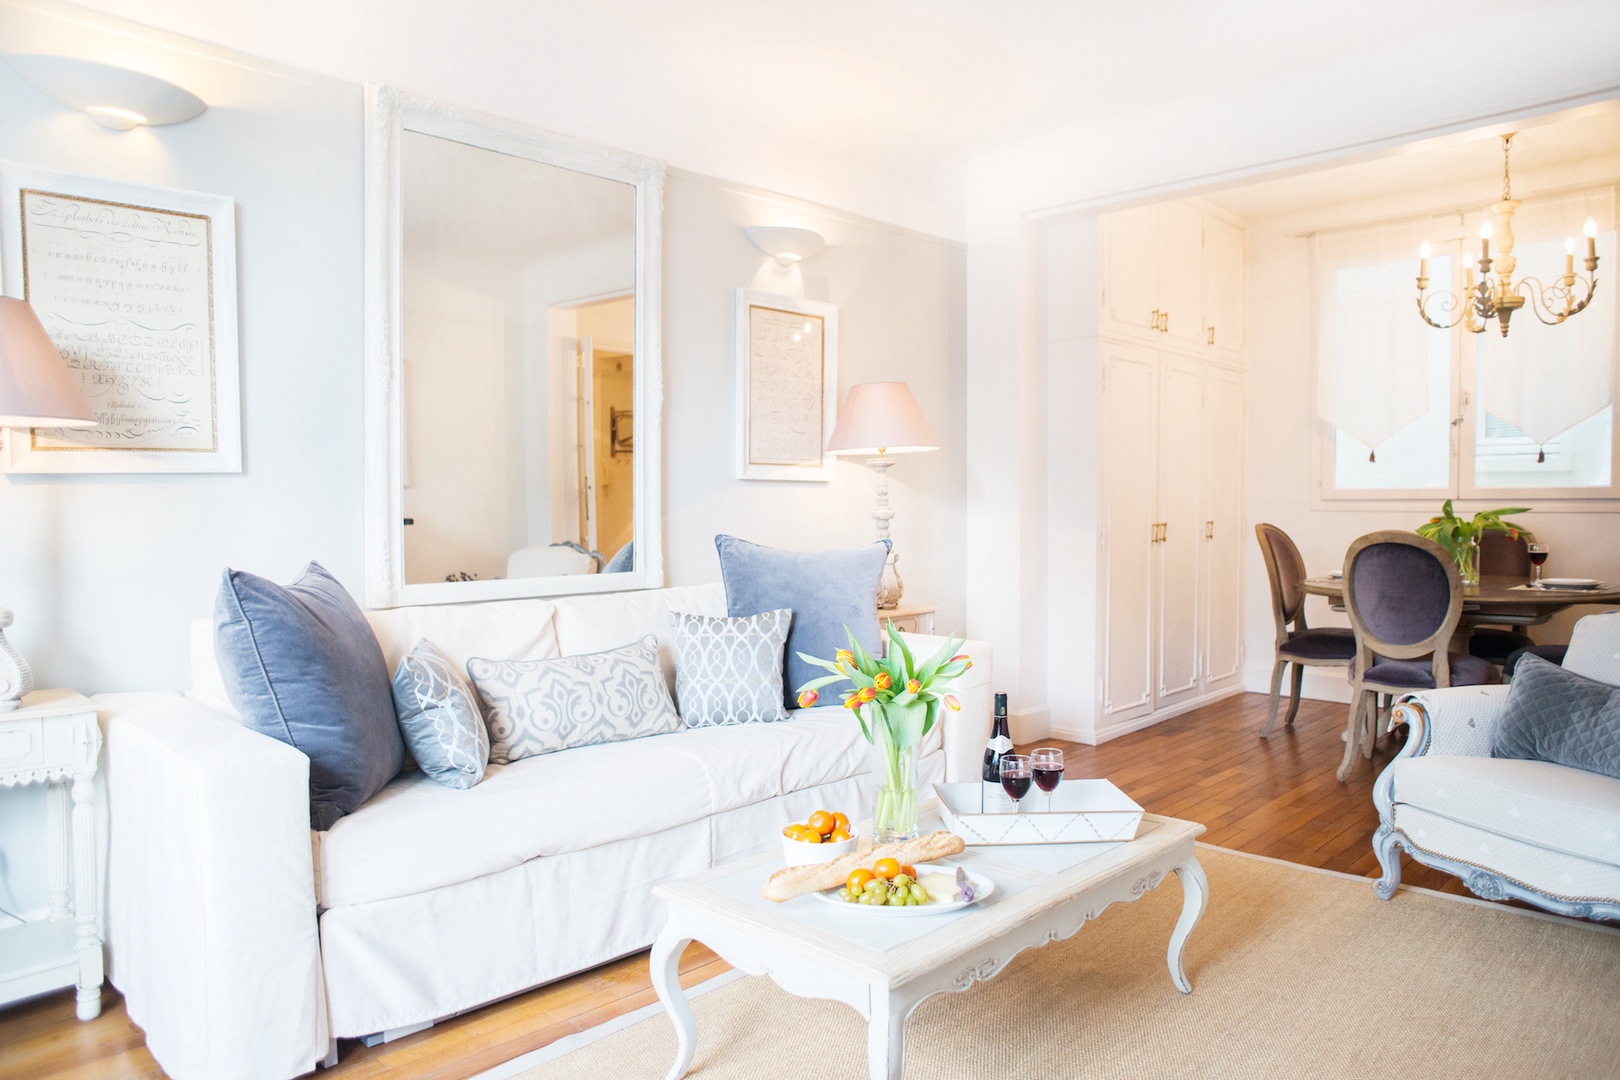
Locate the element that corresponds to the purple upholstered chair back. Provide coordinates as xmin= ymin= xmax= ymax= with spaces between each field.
xmin=1343 ymin=531 xmax=1462 ymax=664
xmin=1478 ymin=529 xmax=1532 ymax=578
xmin=1256 ymin=523 xmax=1308 ymax=632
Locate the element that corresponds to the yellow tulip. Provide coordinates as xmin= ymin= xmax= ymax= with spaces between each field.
xmin=943 ymin=693 xmax=961 ymax=711
xmin=835 ymin=649 xmax=855 ymax=669
xmin=797 ymin=689 xmax=819 ymax=709
xmin=874 ymin=672 xmax=892 ymax=690
xmin=856 ymin=685 xmax=877 ymax=703
xmin=905 ymin=679 xmax=921 ymax=695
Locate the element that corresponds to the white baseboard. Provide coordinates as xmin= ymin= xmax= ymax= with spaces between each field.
xmin=1241 ymin=661 xmax=1352 ymax=705
xmin=1009 ymin=705 xmax=1050 ymax=744
xmin=1050 ymin=684 xmax=1245 ymax=746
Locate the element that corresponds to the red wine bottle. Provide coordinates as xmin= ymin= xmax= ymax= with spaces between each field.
xmin=982 ymin=693 xmax=1015 ymax=813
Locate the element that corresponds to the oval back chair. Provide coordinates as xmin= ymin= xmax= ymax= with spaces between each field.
xmin=1255 ymin=523 xmax=1354 ymax=737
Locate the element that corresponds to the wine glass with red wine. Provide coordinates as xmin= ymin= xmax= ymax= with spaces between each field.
xmin=1031 ymin=747 xmax=1065 ymax=811
xmin=1528 ymin=543 xmax=1549 ymax=585
xmin=999 ymin=754 xmax=1032 ymax=812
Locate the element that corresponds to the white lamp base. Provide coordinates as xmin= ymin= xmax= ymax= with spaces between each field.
xmin=868 ymin=454 xmax=905 ymax=609
xmin=0 ymin=607 xmax=34 ymax=711
xmin=877 ymin=549 xmax=903 ymax=609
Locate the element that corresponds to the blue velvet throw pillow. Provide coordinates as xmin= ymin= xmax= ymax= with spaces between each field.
xmin=1494 ymin=653 xmax=1620 ymax=782
xmin=715 ymin=535 xmax=889 ymax=711
xmin=215 ymin=562 xmax=404 ymax=829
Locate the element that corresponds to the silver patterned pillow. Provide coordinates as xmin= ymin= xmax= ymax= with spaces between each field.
xmin=670 ymin=608 xmax=792 ymax=726
xmin=391 ymin=639 xmax=490 ymax=789
xmin=466 ymin=635 xmax=682 ymax=764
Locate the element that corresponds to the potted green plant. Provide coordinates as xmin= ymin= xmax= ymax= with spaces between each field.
xmin=796 ymin=623 xmax=971 ymax=844
xmin=1415 ymin=500 xmax=1530 ymax=584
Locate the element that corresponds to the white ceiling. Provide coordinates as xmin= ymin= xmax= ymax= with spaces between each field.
xmin=13 ymin=0 xmax=1620 ymax=239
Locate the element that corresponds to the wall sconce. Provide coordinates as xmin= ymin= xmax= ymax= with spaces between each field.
xmin=745 ymin=226 xmax=825 ymax=267
xmin=4 ymin=55 xmax=207 ymax=131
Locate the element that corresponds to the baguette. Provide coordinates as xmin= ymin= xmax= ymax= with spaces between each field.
xmin=761 ymin=830 xmax=966 ymax=902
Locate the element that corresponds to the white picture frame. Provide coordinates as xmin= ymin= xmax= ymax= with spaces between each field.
xmin=734 ymin=288 xmax=838 ymax=481
xmin=0 ymin=163 xmax=241 ymax=474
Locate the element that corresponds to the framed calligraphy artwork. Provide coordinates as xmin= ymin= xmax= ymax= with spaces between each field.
xmin=0 ymin=165 xmax=240 ymax=473
xmin=734 ymin=289 xmax=838 ymax=481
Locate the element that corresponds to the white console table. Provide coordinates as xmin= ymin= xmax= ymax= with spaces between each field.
xmin=0 ymin=690 xmax=104 ymax=1020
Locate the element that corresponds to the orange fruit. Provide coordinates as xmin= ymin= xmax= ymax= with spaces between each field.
xmin=807 ymin=810 xmax=835 ymax=836
xmin=830 ymin=830 xmax=851 ymax=843
xmin=899 ymin=864 xmax=917 ymax=879
xmin=848 ymin=868 xmax=875 ymax=893
xmin=801 ymin=830 xmax=822 ymax=844
xmin=873 ymin=857 xmax=901 ymax=879
xmin=782 ymin=826 xmax=797 ymax=838
xmin=832 ymin=812 xmax=850 ymax=833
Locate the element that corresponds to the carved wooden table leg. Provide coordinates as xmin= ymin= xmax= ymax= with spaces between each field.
xmin=650 ymin=924 xmax=697 ymax=1080
xmin=71 ymin=711 xmax=104 ymax=1020
xmin=866 ymin=989 xmax=908 ymax=1080
xmin=1167 ymin=855 xmax=1208 ymax=993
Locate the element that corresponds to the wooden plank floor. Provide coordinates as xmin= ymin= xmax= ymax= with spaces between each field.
xmin=0 ymin=690 xmax=1465 ymax=1080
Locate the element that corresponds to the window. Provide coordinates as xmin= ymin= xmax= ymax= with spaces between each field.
xmin=1317 ymin=189 xmax=1618 ymax=501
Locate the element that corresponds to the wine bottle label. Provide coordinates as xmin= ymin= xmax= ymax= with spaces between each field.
xmin=982 ymin=779 xmax=1016 ymax=814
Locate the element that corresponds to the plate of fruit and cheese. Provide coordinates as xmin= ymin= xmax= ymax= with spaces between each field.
xmin=813 ymin=857 xmax=994 ymax=916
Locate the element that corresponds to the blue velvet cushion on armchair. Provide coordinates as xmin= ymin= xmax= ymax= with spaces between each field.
xmin=715 ymin=535 xmax=890 ymax=710
xmin=214 ymin=562 xmax=404 ymax=829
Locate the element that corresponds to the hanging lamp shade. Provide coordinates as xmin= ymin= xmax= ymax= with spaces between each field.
xmin=0 ymin=297 xmax=97 ymax=428
xmin=824 ymin=381 xmax=938 ymax=455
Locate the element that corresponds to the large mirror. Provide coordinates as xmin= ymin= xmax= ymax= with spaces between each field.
xmin=364 ymin=86 xmax=664 ymax=607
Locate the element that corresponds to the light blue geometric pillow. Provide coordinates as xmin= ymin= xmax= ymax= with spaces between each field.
xmin=466 ymin=635 xmax=682 ymax=765
xmin=670 ymin=608 xmax=792 ymax=726
xmin=391 ymin=639 xmax=490 ymax=789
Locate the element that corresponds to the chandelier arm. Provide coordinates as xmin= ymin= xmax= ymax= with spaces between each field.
xmin=1416 ymin=290 xmax=1465 ymax=331
xmin=1516 ymin=274 xmax=1599 ymax=327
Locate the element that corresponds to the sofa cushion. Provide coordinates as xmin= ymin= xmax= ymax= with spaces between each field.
xmin=468 ymin=636 xmax=683 ymax=765
xmin=391 ymin=639 xmax=490 ymax=790
xmin=317 ymin=707 xmax=876 ymax=907
xmin=1389 ymin=754 xmax=1620 ymax=866
xmin=671 ymin=608 xmax=792 ymax=726
xmin=548 ymin=584 xmax=728 ymax=658
xmin=1494 ymin=654 xmax=1620 ymax=781
xmin=214 ymin=562 xmax=404 ymax=830
xmin=364 ymin=597 xmax=560 ymax=675
xmin=1389 ymin=803 xmax=1620 ymax=901
xmin=715 ymin=535 xmax=890 ymax=711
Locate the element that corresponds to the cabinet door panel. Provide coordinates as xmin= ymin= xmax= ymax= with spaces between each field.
xmin=1101 ymin=206 xmax=1158 ymax=336
xmin=1157 ymin=202 xmax=1205 ymax=346
xmin=1203 ymin=371 xmax=1245 ymax=688
xmin=1101 ymin=347 xmax=1157 ymax=722
xmin=1155 ymin=359 xmax=1204 ymax=706
xmin=1202 ymin=215 xmax=1246 ymax=352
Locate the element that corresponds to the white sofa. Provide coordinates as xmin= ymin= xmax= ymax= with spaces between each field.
xmin=99 ymin=582 xmax=992 ymax=1080
xmin=1373 ymin=611 xmax=1620 ymax=921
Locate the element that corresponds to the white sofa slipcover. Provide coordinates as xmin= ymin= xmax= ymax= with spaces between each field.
xmin=103 ymin=582 xmax=992 ymax=1080
xmin=1373 ymin=610 xmax=1620 ymax=920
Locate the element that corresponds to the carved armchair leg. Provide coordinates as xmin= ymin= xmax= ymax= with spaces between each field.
xmin=1283 ymin=663 xmax=1305 ymax=727
xmin=1372 ymin=824 xmax=1403 ymax=900
xmin=1261 ymin=659 xmax=1287 ymax=738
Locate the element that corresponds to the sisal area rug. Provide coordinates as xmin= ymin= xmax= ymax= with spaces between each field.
xmin=499 ymin=846 xmax=1620 ymax=1079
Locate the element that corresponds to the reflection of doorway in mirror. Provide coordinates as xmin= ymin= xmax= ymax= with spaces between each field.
xmin=571 ymin=295 xmax=635 ymax=566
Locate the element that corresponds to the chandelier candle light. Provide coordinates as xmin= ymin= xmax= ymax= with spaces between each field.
xmin=1416 ymin=133 xmax=1600 ymax=337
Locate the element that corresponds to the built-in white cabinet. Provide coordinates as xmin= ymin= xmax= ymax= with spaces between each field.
xmin=1098 ymin=342 xmax=1246 ymax=730
xmin=1100 ymin=201 xmax=1246 ymax=359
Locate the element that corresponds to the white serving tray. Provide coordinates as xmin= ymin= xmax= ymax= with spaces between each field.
xmin=933 ymin=780 xmax=1145 ymax=846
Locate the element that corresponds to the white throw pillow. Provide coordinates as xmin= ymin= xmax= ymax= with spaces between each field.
xmin=670 ymin=608 xmax=792 ymax=726
xmin=466 ymin=635 xmax=682 ymax=764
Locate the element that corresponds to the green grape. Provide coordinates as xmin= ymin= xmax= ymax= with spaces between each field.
xmin=892 ymin=874 xmax=911 ymax=887
xmin=909 ymin=884 xmax=928 ymax=902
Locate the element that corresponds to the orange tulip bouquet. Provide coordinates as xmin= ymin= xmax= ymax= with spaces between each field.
xmin=796 ymin=622 xmax=972 ymax=843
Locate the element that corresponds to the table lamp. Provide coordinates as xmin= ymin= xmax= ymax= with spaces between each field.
xmin=0 ymin=297 xmax=97 ymax=710
xmin=824 ymin=381 xmax=938 ymax=609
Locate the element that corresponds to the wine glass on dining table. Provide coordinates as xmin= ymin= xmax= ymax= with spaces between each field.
xmin=1528 ymin=543 xmax=1549 ymax=585
xmin=1031 ymin=747 xmax=1065 ymax=811
xmin=999 ymin=754 xmax=1032 ymax=812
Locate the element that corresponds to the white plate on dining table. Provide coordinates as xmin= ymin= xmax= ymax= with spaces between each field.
xmin=812 ymin=862 xmax=995 ymax=917
xmin=1535 ymin=578 xmax=1605 ymax=590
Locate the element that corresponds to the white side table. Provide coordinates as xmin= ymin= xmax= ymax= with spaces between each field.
xmin=0 ymin=690 xmax=104 ymax=1020
xmin=880 ymin=604 xmax=936 ymax=636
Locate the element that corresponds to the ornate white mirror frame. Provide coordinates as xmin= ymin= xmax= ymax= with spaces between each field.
xmin=363 ymin=85 xmax=665 ymax=608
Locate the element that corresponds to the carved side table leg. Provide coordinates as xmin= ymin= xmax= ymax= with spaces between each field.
xmin=650 ymin=926 xmax=696 ymax=1080
xmin=71 ymin=714 xmax=103 ymax=1020
xmin=46 ymin=779 xmax=71 ymax=921
xmin=1167 ymin=855 xmax=1209 ymax=994
xmin=866 ymin=989 xmax=907 ymax=1080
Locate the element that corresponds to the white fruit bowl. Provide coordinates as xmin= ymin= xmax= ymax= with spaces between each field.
xmin=781 ymin=828 xmax=859 ymax=866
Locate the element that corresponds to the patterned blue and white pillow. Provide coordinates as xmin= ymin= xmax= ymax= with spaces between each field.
xmin=391 ymin=639 xmax=490 ymax=789
xmin=670 ymin=608 xmax=791 ymax=726
xmin=466 ymin=635 xmax=682 ymax=765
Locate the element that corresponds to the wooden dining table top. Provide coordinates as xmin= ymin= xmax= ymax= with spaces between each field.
xmin=1300 ymin=573 xmax=1620 ymax=625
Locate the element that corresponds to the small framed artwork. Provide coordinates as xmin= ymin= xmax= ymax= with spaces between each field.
xmin=734 ymin=289 xmax=838 ymax=481
xmin=0 ymin=164 xmax=241 ymax=473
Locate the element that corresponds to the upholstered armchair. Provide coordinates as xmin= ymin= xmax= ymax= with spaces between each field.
xmin=1372 ymin=611 xmax=1620 ymax=921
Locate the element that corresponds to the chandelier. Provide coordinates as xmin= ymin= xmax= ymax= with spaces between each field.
xmin=1415 ymin=133 xmax=1600 ymax=337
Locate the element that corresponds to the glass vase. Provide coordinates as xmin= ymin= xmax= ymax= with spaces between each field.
xmin=1456 ymin=534 xmax=1480 ymax=585
xmin=868 ymin=706 xmax=920 ymax=845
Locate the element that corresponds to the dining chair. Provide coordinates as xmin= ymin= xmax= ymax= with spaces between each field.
xmin=1255 ymin=523 xmax=1356 ymax=737
xmin=1338 ymin=530 xmax=1499 ymax=781
xmin=1468 ymin=529 xmax=1536 ymax=668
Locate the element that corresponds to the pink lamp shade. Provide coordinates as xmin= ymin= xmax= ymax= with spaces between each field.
xmin=0 ymin=297 xmax=96 ymax=428
xmin=824 ymin=381 xmax=938 ymax=455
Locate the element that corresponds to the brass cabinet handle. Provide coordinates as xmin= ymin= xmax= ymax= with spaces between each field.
xmin=1150 ymin=308 xmax=1160 ymax=329
xmin=1205 ymin=520 xmax=1214 ymax=539
xmin=1206 ymin=326 xmax=1215 ymax=345
xmin=1159 ymin=311 xmax=1169 ymax=333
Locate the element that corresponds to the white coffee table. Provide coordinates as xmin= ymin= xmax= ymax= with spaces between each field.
xmin=650 ymin=812 xmax=1207 ymax=1080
